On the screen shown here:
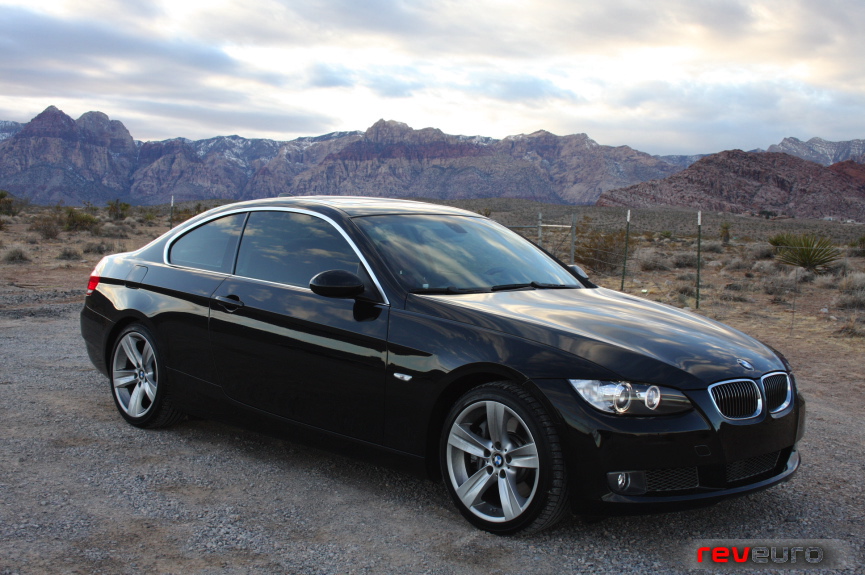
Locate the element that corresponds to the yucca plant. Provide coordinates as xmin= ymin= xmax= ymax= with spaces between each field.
xmin=768 ymin=233 xmax=841 ymax=273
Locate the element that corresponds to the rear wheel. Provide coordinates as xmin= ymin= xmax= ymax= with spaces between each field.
xmin=110 ymin=324 xmax=183 ymax=428
xmin=440 ymin=382 xmax=569 ymax=534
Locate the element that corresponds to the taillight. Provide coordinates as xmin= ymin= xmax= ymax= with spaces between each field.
xmin=86 ymin=274 xmax=100 ymax=295
xmin=86 ymin=257 xmax=108 ymax=296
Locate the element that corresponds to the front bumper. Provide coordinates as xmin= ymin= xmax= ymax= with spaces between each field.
xmin=532 ymin=378 xmax=805 ymax=515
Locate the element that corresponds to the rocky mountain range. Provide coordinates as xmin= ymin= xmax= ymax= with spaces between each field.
xmin=597 ymin=150 xmax=865 ymax=222
xmin=0 ymin=106 xmax=863 ymax=219
xmin=767 ymin=137 xmax=865 ymax=166
xmin=0 ymin=106 xmax=683 ymax=206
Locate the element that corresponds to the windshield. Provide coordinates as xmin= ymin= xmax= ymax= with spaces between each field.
xmin=353 ymin=214 xmax=582 ymax=292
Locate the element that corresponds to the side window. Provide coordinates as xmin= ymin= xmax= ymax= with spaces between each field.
xmin=235 ymin=211 xmax=361 ymax=287
xmin=168 ymin=213 xmax=246 ymax=273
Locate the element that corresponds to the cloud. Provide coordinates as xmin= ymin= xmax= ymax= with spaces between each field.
xmin=307 ymin=64 xmax=356 ymax=89
xmin=465 ymin=74 xmax=581 ymax=104
xmin=1 ymin=0 xmax=864 ymax=152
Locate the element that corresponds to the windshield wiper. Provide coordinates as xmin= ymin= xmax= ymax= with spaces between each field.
xmin=410 ymin=286 xmax=488 ymax=294
xmin=490 ymin=283 xmax=533 ymax=292
xmin=491 ymin=282 xmax=579 ymax=291
xmin=530 ymin=281 xmax=579 ymax=289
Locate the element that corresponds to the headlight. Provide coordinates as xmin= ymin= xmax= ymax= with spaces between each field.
xmin=569 ymin=379 xmax=692 ymax=415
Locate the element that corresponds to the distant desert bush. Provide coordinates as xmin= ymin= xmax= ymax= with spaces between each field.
xmin=636 ymin=248 xmax=670 ymax=271
xmin=83 ymin=241 xmax=115 ymax=255
xmin=3 ymin=246 xmax=31 ymax=263
xmin=573 ymin=228 xmax=632 ymax=274
xmin=725 ymin=257 xmax=749 ymax=271
xmin=673 ymin=252 xmax=698 ymax=268
xmin=57 ymin=247 xmax=82 ymax=261
xmin=702 ymin=241 xmax=723 ymax=253
xmin=64 ymin=208 xmax=100 ymax=233
xmin=29 ymin=214 xmax=60 ymax=239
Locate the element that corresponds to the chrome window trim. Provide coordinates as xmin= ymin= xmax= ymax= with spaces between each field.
xmin=761 ymin=371 xmax=793 ymax=413
xmin=707 ymin=378 xmax=762 ymax=420
xmin=163 ymin=206 xmax=390 ymax=306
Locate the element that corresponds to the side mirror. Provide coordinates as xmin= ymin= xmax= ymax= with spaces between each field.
xmin=568 ymin=264 xmax=589 ymax=280
xmin=568 ymin=264 xmax=597 ymax=288
xmin=310 ymin=269 xmax=365 ymax=298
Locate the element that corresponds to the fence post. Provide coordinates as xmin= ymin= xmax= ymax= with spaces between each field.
xmin=570 ymin=213 xmax=576 ymax=265
xmin=696 ymin=211 xmax=702 ymax=309
xmin=169 ymin=195 xmax=175 ymax=229
xmin=620 ymin=209 xmax=631 ymax=291
xmin=537 ymin=212 xmax=543 ymax=249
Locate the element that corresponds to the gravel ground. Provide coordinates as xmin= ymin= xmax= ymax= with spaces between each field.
xmin=0 ymin=291 xmax=863 ymax=574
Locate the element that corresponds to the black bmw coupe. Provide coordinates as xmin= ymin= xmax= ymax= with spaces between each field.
xmin=80 ymin=196 xmax=805 ymax=534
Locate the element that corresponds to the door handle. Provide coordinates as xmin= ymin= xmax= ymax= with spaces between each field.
xmin=214 ymin=295 xmax=244 ymax=311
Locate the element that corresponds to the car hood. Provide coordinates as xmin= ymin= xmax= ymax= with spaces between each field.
xmin=407 ymin=287 xmax=784 ymax=387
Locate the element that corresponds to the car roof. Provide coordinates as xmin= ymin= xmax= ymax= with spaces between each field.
xmin=214 ymin=196 xmax=482 ymax=218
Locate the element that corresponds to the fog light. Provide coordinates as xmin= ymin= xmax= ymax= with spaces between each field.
xmin=645 ymin=385 xmax=661 ymax=410
xmin=607 ymin=471 xmax=647 ymax=495
xmin=613 ymin=383 xmax=632 ymax=413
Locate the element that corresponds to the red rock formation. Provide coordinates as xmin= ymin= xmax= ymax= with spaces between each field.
xmin=598 ymin=150 xmax=865 ymax=221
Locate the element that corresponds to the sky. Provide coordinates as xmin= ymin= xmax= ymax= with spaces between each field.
xmin=1 ymin=0 xmax=863 ymax=155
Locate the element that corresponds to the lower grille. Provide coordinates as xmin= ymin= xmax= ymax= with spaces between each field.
xmin=726 ymin=451 xmax=780 ymax=483
xmin=646 ymin=467 xmax=699 ymax=492
xmin=709 ymin=379 xmax=761 ymax=419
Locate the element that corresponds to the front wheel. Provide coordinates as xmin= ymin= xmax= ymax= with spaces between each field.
xmin=110 ymin=323 xmax=183 ymax=428
xmin=440 ymin=382 xmax=569 ymax=534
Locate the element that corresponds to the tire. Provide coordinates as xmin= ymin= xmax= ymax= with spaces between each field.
xmin=109 ymin=323 xmax=184 ymax=428
xmin=440 ymin=382 xmax=570 ymax=534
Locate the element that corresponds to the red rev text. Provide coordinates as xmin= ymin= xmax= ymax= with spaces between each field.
xmin=697 ymin=546 xmax=824 ymax=564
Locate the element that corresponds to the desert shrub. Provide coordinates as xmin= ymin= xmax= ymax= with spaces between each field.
xmin=839 ymin=272 xmax=865 ymax=293
xmin=106 ymin=199 xmax=131 ymax=220
xmin=783 ymin=269 xmax=814 ymax=284
xmin=0 ymin=190 xmax=28 ymax=216
xmin=702 ymin=241 xmax=723 ymax=254
xmin=850 ymin=235 xmax=865 ymax=257
xmin=574 ymin=229 xmax=633 ymax=274
xmin=814 ymin=275 xmax=838 ymax=289
xmin=57 ymin=247 xmax=82 ymax=260
xmin=676 ymin=284 xmax=696 ymax=297
xmin=835 ymin=291 xmax=865 ymax=310
xmin=725 ymin=257 xmax=749 ymax=271
xmin=637 ymin=249 xmax=670 ymax=271
xmin=769 ymin=233 xmax=841 ymax=273
xmin=747 ymin=244 xmax=775 ymax=260
xmin=64 ymin=208 xmax=100 ymax=232
xmin=95 ymin=222 xmax=130 ymax=238
xmin=83 ymin=241 xmax=115 ymax=255
xmin=29 ymin=215 xmax=60 ymax=239
xmin=762 ymin=276 xmax=791 ymax=295
xmin=720 ymin=291 xmax=750 ymax=303
xmin=719 ymin=221 xmax=731 ymax=245
xmin=660 ymin=230 xmax=673 ymax=239
xmin=724 ymin=283 xmax=747 ymax=292
xmin=673 ymin=252 xmax=698 ymax=268
xmin=3 ymin=247 xmax=31 ymax=263
xmin=751 ymin=260 xmax=779 ymax=274
xmin=836 ymin=317 xmax=865 ymax=337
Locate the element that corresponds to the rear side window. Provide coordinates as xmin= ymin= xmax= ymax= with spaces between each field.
xmin=235 ymin=211 xmax=360 ymax=287
xmin=168 ymin=213 xmax=246 ymax=273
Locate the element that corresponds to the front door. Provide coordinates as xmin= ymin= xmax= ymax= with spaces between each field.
xmin=208 ymin=210 xmax=389 ymax=443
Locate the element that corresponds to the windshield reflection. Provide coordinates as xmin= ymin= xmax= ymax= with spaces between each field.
xmin=354 ymin=214 xmax=581 ymax=292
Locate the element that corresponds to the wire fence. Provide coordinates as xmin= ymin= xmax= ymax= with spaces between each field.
xmin=506 ymin=211 xmax=865 ymax=332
